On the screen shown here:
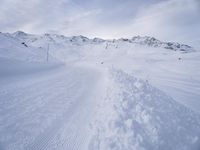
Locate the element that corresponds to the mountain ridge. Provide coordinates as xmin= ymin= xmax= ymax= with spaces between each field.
xmin=0 ymin=31 xmax=195 ymax=52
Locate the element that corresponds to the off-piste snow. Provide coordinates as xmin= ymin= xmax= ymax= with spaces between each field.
xmin=0 ymin=31 xmax=200 ymax=150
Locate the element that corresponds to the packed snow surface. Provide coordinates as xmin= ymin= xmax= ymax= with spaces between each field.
xmin=0 ymin=31 xmax=200 ymax=150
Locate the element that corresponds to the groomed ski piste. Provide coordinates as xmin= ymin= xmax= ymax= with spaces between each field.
xmin=0 ymin=31 xmax=200 ymax=150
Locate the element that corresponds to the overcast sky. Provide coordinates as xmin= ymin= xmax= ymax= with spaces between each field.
xmin=0 ymin=0 xmax=199 ymax=46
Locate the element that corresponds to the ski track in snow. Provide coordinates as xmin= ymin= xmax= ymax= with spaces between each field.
xmin=0 ymin=65 xmax=103 ymax=150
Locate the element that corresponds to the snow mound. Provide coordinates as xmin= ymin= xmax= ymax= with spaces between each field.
xmin=90 ymin=69 xmax=200 ymax=150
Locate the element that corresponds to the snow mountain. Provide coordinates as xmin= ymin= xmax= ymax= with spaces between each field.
xmin=10 ymin=31 xmax=195 ymax=53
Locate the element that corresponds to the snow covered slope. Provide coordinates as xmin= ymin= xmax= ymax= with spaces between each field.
xmin=0 ymin=65 xmax=104 ymax=150
xmin=0 ymin=32 xmax=58 ymax=62
xmin=0 ymin=31 xmax=200 ymax=150
xmin=89 ymin=69 xmax=200 ymax=150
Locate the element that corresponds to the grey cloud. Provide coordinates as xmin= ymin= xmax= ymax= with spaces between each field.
xmin=0 ymin=0 xmax=199 ymax=46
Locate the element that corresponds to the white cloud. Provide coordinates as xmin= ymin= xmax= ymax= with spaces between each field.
xmin=0 ymin=0 xmax=199 ymax=46
xmin=120 ymin=0 xmax=200 ymax=45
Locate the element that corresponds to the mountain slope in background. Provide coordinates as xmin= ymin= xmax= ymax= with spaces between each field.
xmin=10 ymin=31 xmax=196 ymax=54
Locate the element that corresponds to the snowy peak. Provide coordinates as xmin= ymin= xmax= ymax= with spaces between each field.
xmin=13 ymin=31 xmax=27 ymax=36
xmin=131 ymin=36 xmax=162 ymax=46
xmin=70 ymin=35 xmax=89 ymax=43
xmin=164 ymin=42 xmax=192 ymax=51
xmin=129 ymin=36 xmax=194 ymax=52
xmin=4 ymin=31 xmax=196 ymax=52
xmin=12 ymin=31 xmax=39 ymax=44
xmin=0 ymin=31 xmax=23 ymax=47
xmin=103 ymin=36 xmax=194 ymax=52
xmin=12 ymin=31 xmax=30 ymax=38
xmin=92 ymin=38 xmax=105 ymax=43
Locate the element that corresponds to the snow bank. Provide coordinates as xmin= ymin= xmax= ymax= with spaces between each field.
xmin=90 ymin=69 xmax=200 ymax=150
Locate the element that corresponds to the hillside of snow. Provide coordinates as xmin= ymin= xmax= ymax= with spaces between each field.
xmin=0 ymin=31 xmax=200 ymax=150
